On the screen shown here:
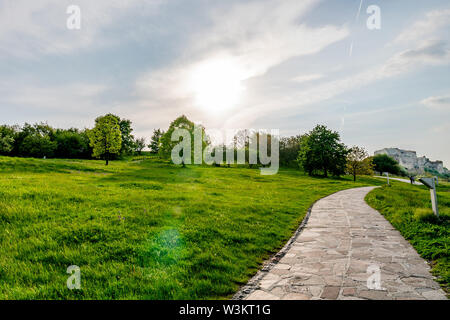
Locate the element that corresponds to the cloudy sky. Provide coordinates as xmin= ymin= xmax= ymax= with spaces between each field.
xmin=1 ymin=0 xmax=449 ymax=165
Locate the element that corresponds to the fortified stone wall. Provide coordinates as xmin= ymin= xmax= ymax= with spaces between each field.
xmin=374 ymin=148 xmax=447 ymax=174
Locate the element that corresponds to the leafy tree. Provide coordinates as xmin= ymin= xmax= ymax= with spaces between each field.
xmin=280 ymin=135 xmax=303 ymax=167
xmin=0 ymin=125 xmax=17 ymax=155
xmin=87 ymin=115 xmax=122 ymax=165
xmin=149 ymin=129 xmax=163 ymax=154
xmin=16 ymin=123 xmax=57 ymax=158
xmin=54 ymin=128 xmax=92 ymax=159
xmin=346 ymin=146 xmax=374 ymax=181
xmin=106 ymin=114 xmax=135 ymax=156
xmin=372 ymin=154 xmax=401 ymax=175
xmin=134 ymin=137 xmax=146 ymax=155
xmin=20 ymin=135 xmax=57 ymax=158
xmin=159 ymin=115 xmax=208 ymax=163
xmin=297 ymin=125 xmax=348 ymax=177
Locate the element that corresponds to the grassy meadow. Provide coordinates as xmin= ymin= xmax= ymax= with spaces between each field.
xmin=366 ymin=180 xmax=450 ymax=294
xmin=0 ymin=156 xmax=383 ymax=299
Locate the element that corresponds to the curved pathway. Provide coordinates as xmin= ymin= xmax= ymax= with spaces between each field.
xmin=237 ymin=187 xmax=447 ymax=300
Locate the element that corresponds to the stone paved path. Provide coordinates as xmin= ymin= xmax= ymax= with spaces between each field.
xmin=239 ymin=187 xmax=447 ymax=300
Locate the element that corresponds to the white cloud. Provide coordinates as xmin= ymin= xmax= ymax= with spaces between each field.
xmin=189 ymin=0 xmax=348 ymax=79
xmin=1 ymin=81 xmax=107 ymax=112
xmin=382 ymin=41 xmax=450 ymax=76
xmin=133 ymin=5 xmax=450 ymax=131
xmin=225 ymin=10 xmax=450 ymax=127
xmin=292 ymin=74 xmax=324 ymax=83
xmin=421 ymin=95 xmax=450 ymax=110
xmin=0 ymin=0 xmax=161 ymax=58
xmin=134 ymin=0 xmax=349 ymax=129
xmin=394 ymin=9 xmax=450 ymax=46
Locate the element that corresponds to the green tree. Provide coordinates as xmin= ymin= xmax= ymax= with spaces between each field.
xmin=159 ymin=115 xmax=208 ymax=163
xmin=297 ymin=125 xmax=348 ymax=177
xmin=279 ymin=135 xmax=303 ymax=167
xmin=105 ymin=114 xmax=135 ymax=156
xmin=88 ymin=115 xmax=122 ymax=165
xmin=54 ymin=128 xmax=92 ymax=159
xmin=149 ymin=129 xmax=164 ymax=154
xmin=372 ymin=154 xmax=401 ymax=175
xmin=0 ymin=125 xmax=17 ymax=155
xmin=16 ymin=123 xmax=57 ymax=158
xmin=134 ymin=137 xmax=146 ymax=155
xmin=346 ymin=146 xmax=375 ymax=181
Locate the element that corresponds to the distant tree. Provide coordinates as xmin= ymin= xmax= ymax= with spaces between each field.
xmin=159 ymin=115 xmax=208 ymax=163
xmin=372 ymin=154 xmax=401 ymax=175
xmin=247 ymin=131 xmax=277 ymax=168
xmin=105 ymin=114 xmax=135 ymax=156
xmin=297 ymin=125 xmax=349 ymax=177
xmin=149 ymin=129 xmax=163 ymax=154
xmin=279 ymin=135 xmax=303 ymax=167
xmin=87 ymin=115 xmax=122 ymax=165
xmin=16 ymin=123 xmax=57 ymax=158
xmin=233 ymin=128 xmax=248 ymax=151
xmin=134 ymin=137 xmax=146 ymax=155
xmin=346 ymin=146 xmax=375 ymax=181
xmin=54 ymin=128 xmax=91 ymax=159
xmin=0 ymin=125 xmax=17 ymax=155
xmin=232 ymin=129 xmax=276 ymax=167
xmin=230 ymin=129 xmax=249 ymax=165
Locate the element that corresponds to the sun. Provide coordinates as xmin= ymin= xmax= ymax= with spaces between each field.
xmin=189 ymin=57 xmax=245 ymax=114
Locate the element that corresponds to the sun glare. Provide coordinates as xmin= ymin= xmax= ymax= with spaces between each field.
xmin=189 ymin=58 xmax=245 ymax=114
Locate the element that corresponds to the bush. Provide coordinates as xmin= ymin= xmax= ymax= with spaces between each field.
xmin=373 ymin=154 xmax=402 ymax=175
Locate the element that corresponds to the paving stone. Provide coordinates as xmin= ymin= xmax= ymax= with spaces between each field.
xmin=342 ymin=287 xmax=357 ymax=296
xmin=260 ymin=278 xmax=280 ymax=290
xmin=358 ymin=290 xmax=391 ymax=300
xmin=240 ymin=187 xmax=447 ymax=301
xmin=246 ymin=290 xmax=280 ymax=300
xmin=421 ymin=290 xmax=448 ymax=300
xmin=320 ymin=286 xmax=340 ymax=299
xmin=271 ymin=269 xmax=290 ymax=275
xmin=283 ymin=293 xmax=311 ymax=300
xmin=273 ymin=263 xmax=291 ymax=270
xmin=269 ymin=286 xmax=286 ymax=297
xmin=308 ymin=286 xmax=323 ymax=297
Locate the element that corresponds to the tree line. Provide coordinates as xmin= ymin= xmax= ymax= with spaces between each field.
xmin=149 ymin=115 xmax=403 ymax=181
xmin=0 ymin=114 xmax=143 ymax=160
xmin=0 ymin=114 xmax=404 ymax=180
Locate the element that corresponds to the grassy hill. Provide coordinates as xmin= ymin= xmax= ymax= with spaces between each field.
xmin=0 ymin=156 xmax=382 ymax=299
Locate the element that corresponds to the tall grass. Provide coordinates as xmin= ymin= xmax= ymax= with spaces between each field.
xmin=0 ymin=156 xmax=382 ymax=299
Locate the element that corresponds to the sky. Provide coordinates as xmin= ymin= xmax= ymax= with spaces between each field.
xmin=1 ymin=0 xmax=449 ymax=166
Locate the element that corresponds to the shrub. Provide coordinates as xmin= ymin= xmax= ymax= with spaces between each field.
xmin=373 ymin=154 xmax=402 ymax=175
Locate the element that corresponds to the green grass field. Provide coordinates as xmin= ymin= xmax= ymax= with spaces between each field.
xmin=366 ymin=180 xmax=450 ymax=294
xmin=0 ymin=156 xmax=384 ymax=299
